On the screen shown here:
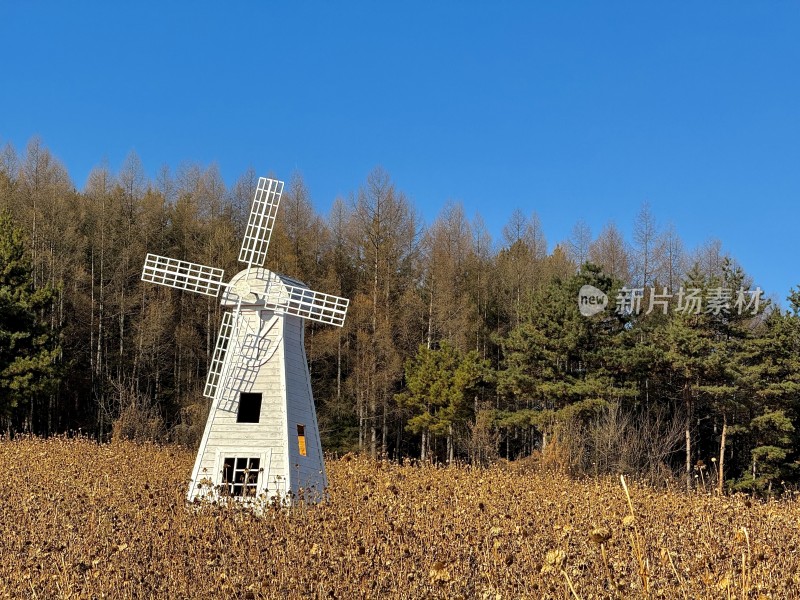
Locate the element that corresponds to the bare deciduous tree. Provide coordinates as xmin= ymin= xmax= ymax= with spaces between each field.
xmin=633 ymin=201 xmax=659 ymax=288
xmin=566 ymin=219 xmax=592 ymax=268
xmin=589 ymin=221 xmax=630 ymax=282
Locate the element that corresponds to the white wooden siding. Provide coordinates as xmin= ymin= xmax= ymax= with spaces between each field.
xmin=187 ymin=306 xmax=327 ymax=504
xmin=283 ymin=315 xmax=327 ymax=498
xmin=188 ymin=309 xmax=289 ymax=501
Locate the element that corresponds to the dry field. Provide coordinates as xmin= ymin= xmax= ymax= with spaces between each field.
xmin=1 ymin=437 xmax=799 ymax=599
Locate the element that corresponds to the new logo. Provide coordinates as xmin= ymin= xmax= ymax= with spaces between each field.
xmin=578 ymin=285 xmax=608 ymax=316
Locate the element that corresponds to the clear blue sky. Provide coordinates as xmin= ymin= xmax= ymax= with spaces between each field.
xmin=1 ymin=2 xmax=798 ymax=303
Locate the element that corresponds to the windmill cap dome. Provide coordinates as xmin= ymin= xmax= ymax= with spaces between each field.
xmin=222 ymin=267 xmax=309 ymax=308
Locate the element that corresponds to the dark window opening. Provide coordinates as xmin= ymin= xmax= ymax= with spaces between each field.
xmin=237 ymin=392 xmax=262 ymax=423
xmin=221 ymin=457 xmax=261 ymax=497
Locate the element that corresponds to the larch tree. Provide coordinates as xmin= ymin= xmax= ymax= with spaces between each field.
xmin=422 ymin=202 xmax=478 ymax=352
xmin=496 ymin=209 xmax=547 ymax=328
xmin=0 ymin=143 xmax=19 ymax=214
xmin=692 ymin=238 xmax=727 ymax=283
xmin=589 ymin=221 xmax=630 ymax=283
xmin=349 ymin=167 xmax=420 ymax=457
xmin=566 ymin=219 xmax=592 ymax=268
xmin=229 ymin=167 xmax=257 ymax=238
xmin=632 ymin=202 xmax=659 ymax=288
xmin=465 ymin=214 xmax=496 ymax=360
xmin=655 ymin=223 xmax=685 ymax=292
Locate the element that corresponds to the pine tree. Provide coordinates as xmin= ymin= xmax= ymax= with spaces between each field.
xmin=496 ymin=264 xmax=629 ymax=456
xmin=396 ymin=342 xmax=487 ymax=461
xmin=734 ymin=296 xmax=800 ymax=493
xmin=0 ymin=211 xmax=60 ymax=425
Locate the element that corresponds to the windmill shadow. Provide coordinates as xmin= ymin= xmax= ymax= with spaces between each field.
xmin=218 ymin=313 xmax=282 ymax=414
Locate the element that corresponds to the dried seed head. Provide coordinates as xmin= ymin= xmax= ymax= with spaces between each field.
xmin=622 ymin=515 xmax=636 ymax=528
xmin=545 ymin=549 xmax=567 ymax=569
xmin=589 ymin=526 xmax=612 ymax=545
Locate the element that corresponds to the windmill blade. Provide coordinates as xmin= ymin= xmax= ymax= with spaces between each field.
xmin=238 ymin=177 xmax=284 ymax=268
xmin=265 ymin=281 xmax=350 ymax=327
xmin=204 ymin=310 xmax=237 ymax=399
xmin=142 ymin=253 xmax=224 ymax=297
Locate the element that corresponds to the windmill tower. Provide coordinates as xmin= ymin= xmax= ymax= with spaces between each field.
xmin=141 ymin=176 xmax=348 ymax=504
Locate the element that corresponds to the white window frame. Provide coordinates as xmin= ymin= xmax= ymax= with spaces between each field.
xmin=214 ymin=448 xmax=271 ymax=499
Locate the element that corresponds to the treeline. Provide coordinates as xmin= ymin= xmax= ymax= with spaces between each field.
xmin=1 ymin=137 xmax=799 ymax=493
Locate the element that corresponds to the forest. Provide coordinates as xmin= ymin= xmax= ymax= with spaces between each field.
xmin=1 ymin=137 xmax=798 ymax=494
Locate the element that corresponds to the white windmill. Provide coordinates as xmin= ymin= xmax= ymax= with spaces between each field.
xmin=141 ymin=176 xmax=348 ymax=504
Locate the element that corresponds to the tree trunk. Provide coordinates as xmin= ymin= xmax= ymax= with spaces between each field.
xmin=685 ymin=415 xmax=692 ymax=492
xmin=119 ymin=287 xmax=125 ymax=380
xmin=336 ymin=328 xmax=342 ymax=403
xmin=447 ymin=424 xmax=454 ymax=463
xmin=207 ymin=300 xmax=212 ymax=363
xmin=356 ymin=362 xmax=363 ymax=450
xmin=381 ymin=403 xmax=387 ymax=457
xmin=370 ymin=392 xmax=377 ymax=458
xmin=427 ymin=287 xmax=433 ymax=350
xmin=133 ymin=287 xmax=144 ymax=386
xmin=395 ymin=419 xmax=402 ymax=460
xmin=90 ymin=247 xmax=95 ymax=400
xmin=370 ymin=232 xmax=379 ymax=459
xmin=358 ymin=389 xmax=364 ymax=451
xmin=96 ymin=239 xmax=105 ymax=440
xmin=718 ymin=413 xmax=727 ymax=495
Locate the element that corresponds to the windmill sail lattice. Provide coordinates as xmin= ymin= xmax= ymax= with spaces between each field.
xmin=204 ymin=311 xmax=235 ymax=399
xmin=142 ymin=254 xmax=225 ymax=297
xmin=239 ymin=177 xmax=283 ymax=267
xmin=140 ymin=175 xmax=348 ymax=505
xmin=264 ymin=278 xmax=349 ymax=327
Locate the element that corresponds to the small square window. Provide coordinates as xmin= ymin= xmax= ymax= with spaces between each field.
xmin=221 ymin=457 xmax=261 ymax=497
xmin=237 ymin=392 xmax=262 ymax=423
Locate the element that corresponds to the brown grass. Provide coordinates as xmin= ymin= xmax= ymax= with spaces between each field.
xmin=0 ymin=437 xmax=797 ymax=599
